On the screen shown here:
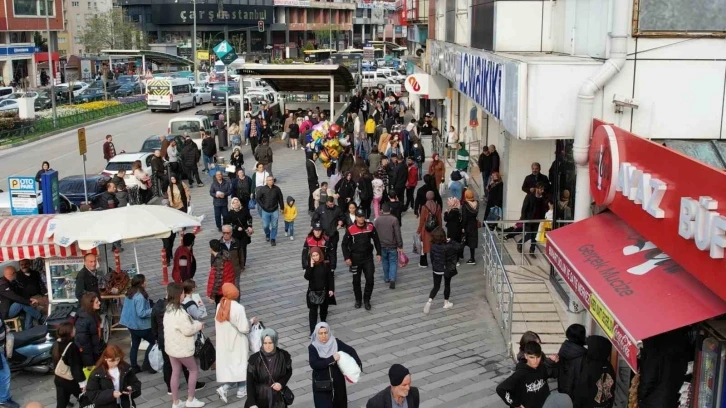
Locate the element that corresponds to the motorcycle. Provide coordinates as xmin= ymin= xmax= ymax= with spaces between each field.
xmin=6 ymin=325 xmax=55 ymax=374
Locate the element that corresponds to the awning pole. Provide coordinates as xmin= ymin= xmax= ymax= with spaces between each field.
xmin=133 ymin=241 xmax=140 ymax=273
xmin=330 ymin=76 xmax=334 ymax=121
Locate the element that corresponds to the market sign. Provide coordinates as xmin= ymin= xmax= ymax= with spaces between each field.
xmin=589 ymin=120 xmax=726 ymax=303
xmin=150 ymin=4 xmax=273 ymax=25
xmin=427 ymin=39 xmax=525 ymax=139
xmin=273 ymin=0 xmax=310 ymax=6
xmin=8 ymin=176 xmax=38 ymax=216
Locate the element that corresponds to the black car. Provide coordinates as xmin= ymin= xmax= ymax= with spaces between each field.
xmin=139 ymin=134 xmax=185 ymax=153
xmin=58 ymin=174 xmax=111 ymax=208
xmin=88 ymin=80 xmax=121 ymax=93
xmin=114 ymin=83 xmax=145 ymax=97
xmin=73 ymin=88 xmax=106 ymax=104
xmin=210 ymin=82 xmax=239 ymax=106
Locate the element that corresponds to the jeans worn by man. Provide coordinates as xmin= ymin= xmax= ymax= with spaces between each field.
xmin=0 ymin=353 xmax=16 ymax=408
xmin=261 ymin=209 xmax=279 ymax=242
xmin=373 ymin=204 xmax=403 ymax=289
xmin=203 ymin=155 xmax=214 ymax=173
xmin=381 ymin=248 xmax=399 ymax=283
xmin=8 ymin=303 xmax=42 ymax=330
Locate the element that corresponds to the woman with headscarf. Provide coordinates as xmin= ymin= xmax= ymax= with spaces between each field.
xmin=215 ymin=283 xmax=259 ymax=403
xmin=167 ymin=175 xmax=190 ymax=214
xmin=304 ymin=247 xmax=335 ymax=334
xmin=428 ymin=153 xmax=446 ymax=191
xmin=416 ymin=191 xmax=443 ymax=268
xmin=245 ymin=329 xmax=293 ymax=408
xmin=461 ymin=190 xmax=480 ymax=264
xmin=338 ymin=147 xmax=355 ymax=175
xmin=309 ymin=322 xmax=362 ymax=408
xmin=224 ymin=197 xmax=254 ymax=267
xmin=335 ymin=171 xmax=357 ymax=206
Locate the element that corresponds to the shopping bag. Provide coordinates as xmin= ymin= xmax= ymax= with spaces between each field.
xmin=78 ymin=393 xmax=95 ymax=408
xmin=337 ymin=351 xmax=362 ymax=384
xmin=83 ymin=366 xmax=94 ymax=381
xmin=187 ymin=204 xmax=194 ymax=217
xmin=191 ymin=293 xmax=208 ymax=319
xmin=225 ymin=165 xmax=236 ymax=174
xmin=139 ymin=340 xmax=149 ymax=351
xmin=438 ymin=182 xmax=445 ymax=195
xmin=197 ymin=337 xmax=216 ymax=371
xmin=398 ymin=251 xmax=409 ymax=268
xmin=536 ymin=221 xmax=552 ymax=243
xmin=148 ymin=343 xmax=164 ymax=372
xmin=412 ymin=233 xmax=422 ymax=254
xmin=248 ymin=198 xmax=256 ymax=210
xmin=486 ymin=206 xmax=502 ymax=222
xmin=249 ymin=321 xmax=265 ymax=353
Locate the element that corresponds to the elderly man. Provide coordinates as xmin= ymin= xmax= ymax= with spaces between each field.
xmin=256 ymin=175 xmax=284 ymax=246
xmin=0 ymin=266 xmax=43 ymax=329
xmin=366 ymin=364 xmax=420 ymax=408
xmin=220 ymin=225 xmax=243 ymax=286
xmin=16 ymin=259 xmax=47 ymax=315
xmin=75 ymin=253 xmax=101 ymax=301
xmin=150 ymin=149 xmax=167 ymax=197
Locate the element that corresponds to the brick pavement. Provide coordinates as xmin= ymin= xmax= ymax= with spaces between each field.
xmin=11 ymin=139 xmax=513 ymax=407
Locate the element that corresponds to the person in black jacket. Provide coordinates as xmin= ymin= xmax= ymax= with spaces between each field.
xmin=443 ymin=199 xmax=465 ymax=261
xmin=390 ymin=155 xmax=407 ymax=207
xmin=151 ymin=284 xmax=204 ymax=395
xmin=302 ymin=223 xmax=336 ymax=269
xmin=256 ymin=175 xmax=285 ymax=246
xmin=414 ymin=175 xmax=442 ymax=217
xmin=228 ymin=147 xmax=244 ymax=179
xmin=574 ymin=335 xmax=615 ymax=408
xmin=522 ymin=162 xmax=550 ymax=194
xmin=75 ymin=292 xmax=103 ymax=368
xmin=484 ymin=172 xmax=504 ymax=223
xmin=497 ymin=341 xmax=557 ymax=408
xmin=53 ymin=322 xmax=86 ymax=408
xmin=180 ymin=138 xmax=203 ymax=187
xmin=335 ymin=171 xmax=357 ymax=206
xmin=424 ymin=227 xmax=463 ymax=314
xmin=556 ymin=324 xmax=587 ymax=399
xmin=75 ymin=254 xmax=101 ymax=301
xmin=489 ymin=144 xmax=500 ymax=173
xmin=518 ymin=182 xmax=548 ymax=256
xmin=312 ymin=197 xmax=345 ymax=273
xmin=357 ymin=170 xmax=374 ymax=219
xmin=307 ymin=152 xmax=320 ymax=213
xmin=224 ymin=197 xmax=253 ymax=267
xmin=0 ymin=266 xmax=42 ymax=328
xmin=366 ymin=364 xmax=420 ymax=408
xmin=637 ymin=328 xmax=691 ymax=408
xmin=478 ymin=147 xmax=492 ymax=196
xmin=304 ymin=248 xmax=335 ymax=334
xmin=309 ymin=322 xmax=362 ymax=408
xmin=342 ymin=208 xmax=382 ymax=310
xmin=96 ymin=182 xmax=119 ymax=210
xmin=231 ymin=169 xmax=253 ymax=210
xmin=245 ymin=329 xmax=293 ymax=408
xmin=201 ymin=131 xmax=217 ymax=173
xmin=85 ymin=344 xmax=142 ymax=408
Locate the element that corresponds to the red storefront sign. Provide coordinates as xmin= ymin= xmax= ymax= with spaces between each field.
xmin=589 ymin=120 xmax=726 ymax=303
xmin=398 ymin=1 xmax=407 ymax=25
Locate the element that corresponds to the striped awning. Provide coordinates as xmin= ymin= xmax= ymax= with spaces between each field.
xmin=0 ymin=215 xmax=89 ymax=261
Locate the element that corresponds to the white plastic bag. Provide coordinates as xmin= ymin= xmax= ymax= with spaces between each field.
xmin=337 ymin=351 xmax=361 ymax=384
xmin=192 ymin=293 xmax=208 ymax=319
xmin=249 ymin=321 xmax=265 ymax=353
xmin=139 ymin=340 xmax=150 ymax=351
xmin=148 ymin=343 xmax=164 ymax=372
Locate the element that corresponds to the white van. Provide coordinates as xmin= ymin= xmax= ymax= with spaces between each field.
xmin=147 ymin=78 xmax=196 ymax=112
xmin=362 ymin=72 xmax=387 ymax=89
xmin=167 ymin=115 xmax=214 ymax=150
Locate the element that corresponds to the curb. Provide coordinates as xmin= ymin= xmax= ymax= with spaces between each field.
xmin=0 ymin=107 xmax=147 ymax=151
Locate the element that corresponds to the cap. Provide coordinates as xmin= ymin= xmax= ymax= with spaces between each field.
xmin=313 ymin=221 xmax=323 ymax=230
xmin=355 ymin=208 xmax=365 ymax=217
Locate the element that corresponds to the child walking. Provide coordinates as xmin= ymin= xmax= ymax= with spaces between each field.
xmin=283 ymin=196 xmax=298 ymax=241
xmin=181 ymin=279 xmax=207 ymax=320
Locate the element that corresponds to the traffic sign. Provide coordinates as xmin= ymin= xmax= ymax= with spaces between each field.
xmin=220 ymin=50 xmax=238 ymax=65
xmin=77 ymin=127 xmax=87 ymax=155
xmin=258 ymin=20 xmax=264 ymax=32
xmin=213 ymin=40 xmax=233 ymax=59
xmin=8 ymin=176 xmax=39 ymax=216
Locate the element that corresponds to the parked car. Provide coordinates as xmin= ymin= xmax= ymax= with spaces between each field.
xmin=114 ymin=82 xmax=146 ymax=97
xmin=88 ymin=80 xmax=121 ymax=93
xmin=101 ymin=152 xmax=154 ymax=188
xmin=139 ymin=134 xmax=185 ymax=153
xmin=6 ymin=91 xmax=39 ymax=100
xmin=73 ymin=88 xmax=106 ymax=104
xmin=116 ymin=75 xmax=139 ymax=85
xmin=0 ymin=99 xmax=19 ymax=111
xmin=56 ymin=82 xmax=90 ymax=98
xmin=58 ymin=174 xmax=110 ymax=207
xmin=210 ymin=82 xmax=239 ymax=106
xmin=192 ymin=86 xmax=211 ymax=104
xmin=34 ymin=91 xmax=54 ymax=110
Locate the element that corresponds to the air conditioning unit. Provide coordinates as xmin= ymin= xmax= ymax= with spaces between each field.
xmin=414 ymin=45 xmax=425 ymax=57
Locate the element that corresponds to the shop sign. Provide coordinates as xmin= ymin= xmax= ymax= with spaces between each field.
xmin=273 ymin=0 xmax=310 ymax=6
xmin=357 ymin=1 xmax=397 ymax=9
xmin=8 ymin=176 xmax=38 ymax=216
xmin=546 ymin=242 xmax=640 ymax=370
xmin=589 ymin=120 xmax=726 ymax=302
xmin=0 ymin=46 xmax=40 ymax=55
xmin=150 ymin=4 xmax=273 ymax=25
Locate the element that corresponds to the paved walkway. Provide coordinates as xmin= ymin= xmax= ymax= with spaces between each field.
xmin=11 ymin=138 xmax=513 ymax=407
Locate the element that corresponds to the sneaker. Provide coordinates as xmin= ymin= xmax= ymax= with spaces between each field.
xmin=167 ymin=390 xmax=172 ymax=396
xmin=195 ymin=382 xmax=206 ymax=391
xmin=197 ymin=183 xmax=204 ymax=187
xmin=389 ymin=281 xmax=395 ymax=289
xmin=419 ymin=264 xmax=427 ymax=268
xmin=236 ymin=388 xmax=247 ymax=399
xmin=423 ymin=300 xmax=432 ymax=315
xmin=265 ymin=235 xmax=270 ymax=242
xmin=290 ymin=236 xmax=294 ymax=241
xmin=456 ymin=262 xmax=461 ymax=267
xmin=284 ymin=231 xmax=288 ymax=237
xmin=466 ymin=259 xmax=476 ymax=265
xmin=271 ymin=240 xmax=276 ymax=246
xmin=185 ymin=398 xmax=206 ymax=408
xmin=216 ymin=386 xmax=228 ymax=404
xmin=443 ymin=301 xmax=454 ymax=309
xmin=171 ymin=401 xmax=185 ymax=408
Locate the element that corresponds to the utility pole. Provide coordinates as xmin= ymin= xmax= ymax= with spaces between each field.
xmin=45 ymin=0 xmax=57 ymax=126
xmin=192 ymin=0 xmax=197 ymax=84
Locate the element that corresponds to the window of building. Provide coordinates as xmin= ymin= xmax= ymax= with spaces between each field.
xmin=306 ymin=10 xmax=314 ymax=23
xmin=71 ymin=1 xmax=78 ymax=6
xmin=635 ymin=0 xmax=725 ymax=36
xmin=14 ymin=0 xmax=55 ymax=17
xmin=9 ymin=32 xmax=30 ymax=42
xmin=355 ymin=8 xmax=364 ymax=18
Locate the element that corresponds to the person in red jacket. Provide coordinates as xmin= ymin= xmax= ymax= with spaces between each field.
xmin=206 ymin=239 xmax=234 ymax=306
xmin=404 ymin=156 xmax=419 ymax=211
xmin=172 ymin=233 xmax=197 ymax=283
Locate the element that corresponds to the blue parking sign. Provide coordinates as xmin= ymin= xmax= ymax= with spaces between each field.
xmin=8 ymin=176 xmax=39 ymax=216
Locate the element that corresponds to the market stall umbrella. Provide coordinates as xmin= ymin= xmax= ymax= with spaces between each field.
xmin=0 ymin=215 xmax=95 ymax=262
xmin=46 ymin=205 xmax=203 ymax=250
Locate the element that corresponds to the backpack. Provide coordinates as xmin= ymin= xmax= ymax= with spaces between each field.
xmin=425 ymin=203 xmax=439 ymax=232
xmin=358 ymin=180 xmax=372 ymax=201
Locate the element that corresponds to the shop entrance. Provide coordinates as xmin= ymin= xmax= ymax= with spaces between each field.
xmin=11 ymin=59 xmax=29 ymax=87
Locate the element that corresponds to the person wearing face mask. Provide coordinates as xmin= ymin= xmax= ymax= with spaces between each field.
xmin=366 ymin=364 xmax=420 ymax=408
xmin=522 ymin=162 xmax=550 ymax=194
xmin=245 ymin=328 xmax=293 ymax=408
xmin=309 ymin=322 xmax=362 ymax=408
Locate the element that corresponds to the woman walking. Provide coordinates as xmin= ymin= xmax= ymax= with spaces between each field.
xmin=461 ymin=190 xmax=480 ymax=264
xmin=305 ymin=248 xmax=335 ymax=334
xmin=85 ymin=345 xmax=142 ymax=408
xmin=343 ymin=202 xmax=358 ymax=227
xmin=224 ymin=197 xmax=253 ymax=267
xmin=309 ymin=322 xmax=362 ymax=408
xmin=163 ymin=282 xmax=206 ymax=408
xmin=335 ymin=171 xmax=357 ymax=205
xmin=75 ymin=292 xmax=103 ymax=368
xmin=245 ymin=328 xmax=293 ymax=408
xmin=416 ymin=191 xmax=442 ymax=268
xmin=228 ymin=147 xmax=244 ymax=179
xmin=53 ymin=322 xmax=85 ymax=408
xmin=443 ymin=198 xmax=465 ymax=262
xmin=215 ymin=283 xmax=259 ymax=403
xmin=428 ymin=153 xmax=446 ymax=192
xmin=119 ymin=275 xmax=156 ymax=374
xmin=484 ymin=172 xmax=503 ymax=222
xmin=167 ymin=175 xmax=190 ymax=213
xmin=358 ymin=169 xmax=373 ymax=219
xmin=424 ymin=227 xmax=463 ymax=314
xmin=372 ymin=173 xmax=384 ymax=219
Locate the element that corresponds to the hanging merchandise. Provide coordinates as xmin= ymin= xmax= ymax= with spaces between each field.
xmin=469 ymin=105 xmax=479 ymax=127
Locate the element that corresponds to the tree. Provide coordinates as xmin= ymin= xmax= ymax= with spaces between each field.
xmin=314 ymin=25 xmax=341 ymax=49
xmin=33 ymin=32 xmax=48 ymax=52
xmin=79 ymin=9 xmax=140 ymax=54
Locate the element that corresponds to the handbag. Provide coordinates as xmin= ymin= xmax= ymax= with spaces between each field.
xmin=261 ymin=359 xmax=295 ymax=405
xmin=54 ymin=342 xmax=74 ymax=380
xmin=78 ymin=393 xmax=95 ymax=408
xmin=197 ymin=335 xmax=216 ymax=371
xmin=248 ymin=198 xmax=257 ymax=210
xmin=313 ymin=366 xmax=334 ymax=392
xmin=412 ymin=233 xmax=421 ymax=254
xmin=307 ymin=290 xmax=326 ymax=305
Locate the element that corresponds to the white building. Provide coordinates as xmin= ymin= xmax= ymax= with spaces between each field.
xmin=57 ymin=0 xmax=113 ymax=56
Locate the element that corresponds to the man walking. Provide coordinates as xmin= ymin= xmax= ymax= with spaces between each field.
xmin=103 ymin=134 xmax=122 ymax=162
xmin=366 ymin=364 xmax=420 ymax=408
xmin=220 ymin=225 xmax=243 ymax=295
xmin=306 ymin=152 xmax=320 ymax=213
xmin=373 ymin=203 xmax=403 ymax=289
xmin=391 ymin=154 xmax=407 ymax=210
xmin=201 ymin=131 xmax=217 ymax=174
xmin=255 ymin=137 xmax=274 ymax=174
xmin=256 ymin=176 xmax=284 ymax=246
xmin=518 ymin=182 xmax=548 ymax=257
xmin=312 ymin=196 xmax=345 ymax=274
xmin=181 ymin=137 xmax=203 ymax=187
xmin=342 ymin=208 xmax=381 ymax=310
xmin=404 ymin=156 xmax=418 ymax=210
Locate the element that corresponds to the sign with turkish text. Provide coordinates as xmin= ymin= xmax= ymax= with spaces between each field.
xmin=589 ymin=120 xmax=726 ymax=302
xmin=273 ymin=0 xmax=310 ymax=6
xmin=8 ymin=177 xmax=39 ymax=216
xmin=77 ymin=127 xmax=86 ymax=155
xmin=151 ymin=4 xmax=273 ymax=25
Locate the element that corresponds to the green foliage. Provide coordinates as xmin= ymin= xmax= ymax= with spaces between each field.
xmin=79 ymin=10 xmax=141 ymax=54
xmin=33 ymin=32 xmax=48 ymax=52
xmin=303 ymin=42 xmax=316 ymax=51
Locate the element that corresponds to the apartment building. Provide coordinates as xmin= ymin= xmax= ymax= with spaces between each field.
xmin=57 ymin=0 xmax=113 ymax=56
xmin=272 ymin=0 xmax=355 ymax=57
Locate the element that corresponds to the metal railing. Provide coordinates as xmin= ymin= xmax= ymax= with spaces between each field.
xmin=484 ymin=218 xmax=575 ymax=266
xmin=0 ymin=101 xmax=147 ymax=146
xmin=482 ymin=224 xmax=515 ymax=347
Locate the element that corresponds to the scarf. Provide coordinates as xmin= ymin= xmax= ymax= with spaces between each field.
xmin=260 ymin=328 xmax=279 ymax=356
xmin=215 ymin=283 xmax=239 ymax=322
xmin=310 ymin=322 xmax=338 ymax=358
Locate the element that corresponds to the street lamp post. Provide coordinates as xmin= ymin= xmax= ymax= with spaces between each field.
xmin=45 ymin=0 xmax=57 ymax=125
xmin=192 ymin=0 xmax=197 ymax=84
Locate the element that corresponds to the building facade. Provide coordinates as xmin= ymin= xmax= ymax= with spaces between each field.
xmin=57 ymin=0 xmax=113 ymax=56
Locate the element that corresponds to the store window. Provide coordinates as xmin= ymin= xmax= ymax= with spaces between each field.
xmin=14 ymin=0 xmax=55 ymax=16
xmin=9 ymin=32 xmax=30 ymax=43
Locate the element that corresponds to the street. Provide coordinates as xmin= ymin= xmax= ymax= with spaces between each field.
xmin=4 ymin=116 xmax=513 ymax=407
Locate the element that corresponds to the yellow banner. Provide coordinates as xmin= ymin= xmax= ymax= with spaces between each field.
xmin=589 ymin=293 xmax=615 ymax=338
xmin=197 ymin=51 xmax=210 ymax=60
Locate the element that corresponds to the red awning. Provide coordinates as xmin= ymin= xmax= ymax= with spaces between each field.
xmin=545 ymin=212 xmax=726 ymax=370
xmin=0 ymin=215 xmax=89 ymax=261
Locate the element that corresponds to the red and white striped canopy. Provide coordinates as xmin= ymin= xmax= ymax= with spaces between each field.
xmin=0 ymin=215 xmax=89 ymax=262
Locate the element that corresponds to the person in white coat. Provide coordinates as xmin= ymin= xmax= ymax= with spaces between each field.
xmin=214 ymin=283 xmax=259 ymax=404
xmin=163 ymin=282 xmax=206 ymax=408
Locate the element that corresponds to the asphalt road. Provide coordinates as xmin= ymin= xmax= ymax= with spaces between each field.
xmin=0 ymin=103 xmax=218 ymax=188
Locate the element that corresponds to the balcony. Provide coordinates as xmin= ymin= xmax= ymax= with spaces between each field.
xmin=405 ymin=0 xmax=427 ymax=24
